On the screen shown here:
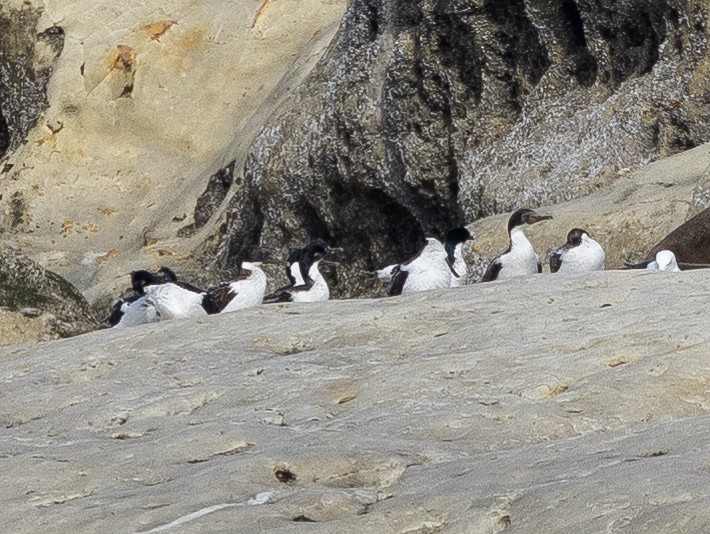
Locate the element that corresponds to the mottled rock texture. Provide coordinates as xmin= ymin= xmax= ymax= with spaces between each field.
xmin=2 ymin=271 xmax=710 ymax=532
xmin=213 ymin=0 xmax=710 ymax=297
xmin=1 ymin=0 xmax=710 ymax=306
xmin=0 ymin=241 xmax=96 ymax=342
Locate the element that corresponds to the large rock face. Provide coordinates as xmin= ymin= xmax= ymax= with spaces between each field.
xmin=0 ymin=0 xmax=347 ymax=302
xmin=2 ymin=271 xmax=710 ymax=532
xmin=212 ymin=0 xmax=710 ymax=297
xmin=0 ymin=0 xmax=709 ymax=304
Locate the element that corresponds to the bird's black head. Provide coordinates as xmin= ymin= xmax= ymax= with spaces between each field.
xmin=157 ymin=266 xmax=178 ymax=282
xmin=566 ymin=228 xmax=588 ymax=247
xmin=507 ymin=208 xmax=553 ymax=233
xmin=444 ymin=227 xmax=472 ymax=265
xmin=131 ymin=270 xmax=162 ymax=294
xmin=303 ymin=238 xmax=331 ymax=263
xmin=445 ymin=227 xmax=472 ymax=246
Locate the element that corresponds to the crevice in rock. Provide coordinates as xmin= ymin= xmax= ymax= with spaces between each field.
xmin=483 ymin=0 xmax=551 ymax=109
xmin=213 ymin=190 xmax=265 ymax=274
xmin=596 ymin=3 xmax=667 ymax=84
xmin=0 ymin=6 xmax=64 ymax=159
xmin=559 ymin=0 xmax=598 ymax=86
xmin=179 ymin=160 xmax=236 ymax=238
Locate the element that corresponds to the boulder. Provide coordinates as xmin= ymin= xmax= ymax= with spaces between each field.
xmin=0 ymin=241 xmax=96 ymax=343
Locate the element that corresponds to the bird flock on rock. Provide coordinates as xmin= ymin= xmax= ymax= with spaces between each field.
xmin=100 ymin=208 xmax=682 ymax=330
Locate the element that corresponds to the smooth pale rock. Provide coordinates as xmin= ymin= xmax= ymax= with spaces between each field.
xmin=1 ymin=270 xmax=710 ymax=532
xmin=0 ymin=0 xmax=346 ymax=302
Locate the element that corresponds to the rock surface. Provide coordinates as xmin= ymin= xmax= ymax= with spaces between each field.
xmin=0 ymin=241 xmax=96 ymax=342
xmin=2 ymin=270 xmax=710 ymax=532
xmin=212 ymin=0 xmax=710 ymax=296
xmin=0 ymin=0 xmax=347 ymax=302
xmin=2 ymin=0 xmax=710 ymax=305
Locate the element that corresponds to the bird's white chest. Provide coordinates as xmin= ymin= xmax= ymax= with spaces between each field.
xmin=558 ymin=239 xmax=606 ymax=274
xmin=145 ymin=284 xmax=207 ymax=320
xmin=498 ymin=230 xmax=539 ymax=279
xmin=116 ymin=296 xmax=160 ymax=328
xmin=449 ymin=244 xmax=468 ymax=287
xmin=222 ymin=274 xmax=267 ymax=312
xmin=291 ymin=264 xmax=329 ymax=303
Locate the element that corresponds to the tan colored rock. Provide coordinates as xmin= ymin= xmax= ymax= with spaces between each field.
xmin=467 ymin=142 xmax=710 ymax=280
xmin=2 ymin=270 xmax=710 ymax=532
xmin=1 ymin=0 xmax=346 ymax=301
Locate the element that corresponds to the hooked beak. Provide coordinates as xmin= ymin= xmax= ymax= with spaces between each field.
xmin=321 ymin=259 xmax=341 ymax=267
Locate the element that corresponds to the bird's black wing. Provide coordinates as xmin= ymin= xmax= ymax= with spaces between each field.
xmin=537 ymin=259 xmax=543 ymax=273
xmin=205 ymin=282 xmax=237 ymax=314
xmin=481 ymin=257 xmax=503 ymax=282
xmin=100 ymin=299 xmax=126 ymax=329
xmin=263 ymin=285 xmax=295 ymax=304
xmin=623 ymin=259 xmax=654 ymax=269
xmin=388 ymin=267 xmax=409 ymax=296
xmin=549 ymin=252 xmax=563 ymax=273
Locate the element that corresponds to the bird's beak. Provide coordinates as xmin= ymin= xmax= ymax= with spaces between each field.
xmin=528 ymin=213 xmax=553 ymax=224
xmin=360 ymin=270 xmax=377 ymax=276
xmin=321 ymin=260 xmax=341 ymax=267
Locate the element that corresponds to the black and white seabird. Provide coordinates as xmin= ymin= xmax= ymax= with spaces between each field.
xmin=481 ymin=208 xmax=553 ymax=282
xmin=263 ymin=240 xmax=333 ymax=303
xmin=549 ymin=228 xmax=605 ymax=274
xmin=143 ymin=268 xmax=217 ymax=320
xmin=445 ymin=227 xmax=473 ymax=287
xmin=387 ymin=237 xmax=451 ymax=296
xmin=100 ymin=268 xmax=176 ymax=329
xmin=626 ymin=249 xmax=681 ymax=272
xmin=206 ymin=262 xmax=268 ymax=313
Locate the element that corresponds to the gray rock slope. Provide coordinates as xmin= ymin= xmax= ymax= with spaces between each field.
xmin=2 ymin=270 xmax=709 ymax=533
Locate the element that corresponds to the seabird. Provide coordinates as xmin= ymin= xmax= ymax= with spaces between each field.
xmin=100 ymin=268 xmax=175 ymax=329
xmin=445 ymin=227 xmax=473 ymax=287
xmin=143 ymin=268 xmax=217 ymax=320
xmin=626 ymin=250 xmax=681 ymax=272
xmin=549 ymin=228 xmax=605 ymax=274
xmin=263 ymin=240 xmax=333 ymax=303
xmin=206 ymin=262 xmax=268 ymax=313
xmin=481 ymin=208 xmax=553 ymax=282
xmin=388 ymin=237 xmax=451 ymax=296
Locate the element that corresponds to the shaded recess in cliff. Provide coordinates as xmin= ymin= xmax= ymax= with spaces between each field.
xmin=0 ymin=5 xmax=64 ymax=159
xmin=209 ymin=0 xmax=710 ymax=297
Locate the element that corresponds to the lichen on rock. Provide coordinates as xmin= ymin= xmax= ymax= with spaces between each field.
xmin=0 ymin=242 xmax=96 ymax=342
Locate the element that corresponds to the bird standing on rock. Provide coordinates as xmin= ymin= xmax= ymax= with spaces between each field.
xmin=481 ymin=208 xmax=553 ymax=282
xmin=625 ymin=249 xmax=682 ymax=272
xmin=550 ymin=228 xmax=605 ymax=274
xmin=445 ymin=227 xmax=473 ymax=287
xmin=143 ymin=268 xmax=216 ymax=320
xmin=100 ymin=267 xmax=175 ymax=329
xmin=388 ymin=237 xmax=452 ymax=296
xmin=206 ymin=262 xmax=268 ymax=313
xmin=263 ymin=239 xmax=335 ymax=303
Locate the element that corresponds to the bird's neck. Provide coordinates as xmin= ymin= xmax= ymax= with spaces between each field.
xmin=509 ymin=227 xmax=533 ymax=251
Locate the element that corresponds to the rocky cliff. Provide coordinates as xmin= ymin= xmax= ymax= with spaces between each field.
xmin=1 ymin=0 xmax=709 ymax=307
xmin=213 ymin=0 xmax=710 ymax=296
